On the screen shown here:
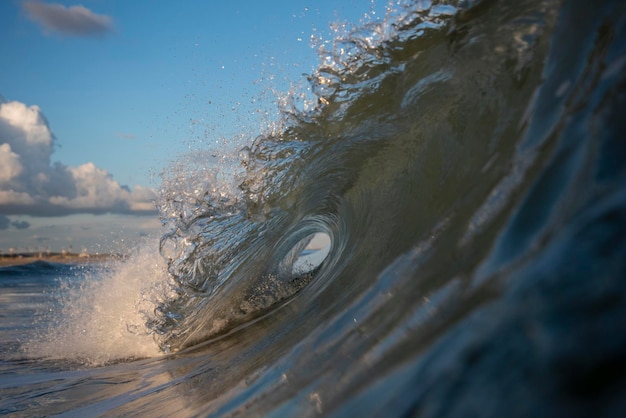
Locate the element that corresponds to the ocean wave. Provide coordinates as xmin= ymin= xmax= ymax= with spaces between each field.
xmin=11 ymin=0 xmax=626 ymax=415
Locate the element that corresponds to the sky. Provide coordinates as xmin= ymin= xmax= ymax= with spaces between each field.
xmin=0 ymin=0 xmax=383 ymax=253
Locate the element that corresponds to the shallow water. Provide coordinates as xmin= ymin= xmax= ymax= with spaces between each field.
xmin=2 ymin=0 xmax=626 ymax=416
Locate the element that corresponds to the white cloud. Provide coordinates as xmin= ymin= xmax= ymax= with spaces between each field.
xmin=0 ymin=190 xmax=35 ymax=206
xmin=0 ymin=143 xmax=23 ymax=184
xmin=0 ymin=98 xmax=156 ymax=216
xmin=23 ymin=1 xmax=114 ymax=37
xmin=0 ymin=100 xmax=53 ymax=146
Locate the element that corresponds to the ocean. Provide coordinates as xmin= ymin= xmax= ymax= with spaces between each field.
xmin=2 ymin=0 xmax=626 ymax=416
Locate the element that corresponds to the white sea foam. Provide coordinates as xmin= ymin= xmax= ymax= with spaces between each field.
xmin=25 ymin=241 xmax=169 ymax=365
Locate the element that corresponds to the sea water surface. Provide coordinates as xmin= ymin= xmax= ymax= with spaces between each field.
xmin=2 ymin=0 xmax=626 ymax=416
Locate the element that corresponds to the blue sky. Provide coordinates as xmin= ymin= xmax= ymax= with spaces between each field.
xmin=0 ymin=0 xmax=382 ymax=253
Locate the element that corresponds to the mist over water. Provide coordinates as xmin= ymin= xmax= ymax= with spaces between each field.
xmin=2 ymin=0 xmax=626 ymax=416
xmin=22 ymin=246 xmax=166 ymax=364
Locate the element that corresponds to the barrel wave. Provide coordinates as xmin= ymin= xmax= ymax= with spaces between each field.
xmin=3 ymin=0 xmax=626 ymax=416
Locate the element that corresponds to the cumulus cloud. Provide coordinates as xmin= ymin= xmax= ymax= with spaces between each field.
xmin=0 ymin=97 xmax=157 ymax=216
xmin=22 ymin=1 xmax=114 ymax=37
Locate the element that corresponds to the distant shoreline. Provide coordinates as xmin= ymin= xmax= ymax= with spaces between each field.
xmin=0 ymin=253 xmax=122 ymax=267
